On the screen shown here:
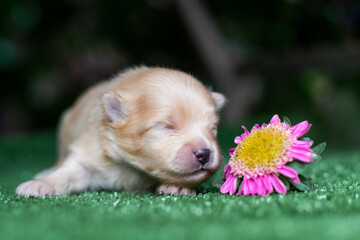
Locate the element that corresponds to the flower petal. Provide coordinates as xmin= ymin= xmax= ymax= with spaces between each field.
xmin=241 ymin=177 xmax=250 ymax=196
xmin=220 ymin=180 xmax=230 ymax=194
xmin=277 ymin=166 xmax=300 ymax=184
xmin=248 ymin=178 xmax=256 ymax=195
xmin=261 ymin=175 xmax=273 ymax=194
xmin=234 ymin=136 xmax=242 ymax=144
xmin=255 ymin=177 xmax=266 ymax=196
xmin=270 ymin=114 xmax=281 ymax=124
xmin=291 ymin=146 xmax=313 ymax=155
xmin=291 ymin=121 xmax=312 ymax=138
xmin=291 ymin=147 xmax=313 ymax=155
xmin=294 ymin=140 xmax=314 ymax=148
xmin=251 ymin=124 xmax=260 ymax=131
xmin=229 ymin=148 xmax=236 ymax=157
xmin=291 ymin=121 xmax=308 ymax=133
xmin=224 ymin=165 xmax=231 ymax=178
xmin=290 ymin=148 xmax=313 ymax=162
xmin=240 ymin=133 xmax=248 ymax=141
xmin=229 ymin=176 xmax=238 ymax=195
xmin=277 ymin=165 xmax=298 ymax=179
xmin=242 ymin=125 xmax=249 ymax=134
xmin=289 ymin=151 xmax=313 ymax=163
xmin=290 ymin=176 xmax=300 ymax=184
xmin=269 ymin=174 xmax=287 ymax=194
xmin=220 ymin=174 xmax=236 ymax=194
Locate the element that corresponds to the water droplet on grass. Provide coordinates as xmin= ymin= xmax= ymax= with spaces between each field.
xmin=194 ymin=208 xmax=203 ymax=216
xmin=317 ymin=195 xmax=327 ymax=200
xmin=113 ymin=200 xmax=120 ymax=207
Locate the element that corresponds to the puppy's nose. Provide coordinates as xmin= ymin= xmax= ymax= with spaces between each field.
xmin=194 ymin=148 xmax=211 ymax=165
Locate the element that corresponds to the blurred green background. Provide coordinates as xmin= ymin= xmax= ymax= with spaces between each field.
xmin=1 ymin=0 xmax=360 ymax=149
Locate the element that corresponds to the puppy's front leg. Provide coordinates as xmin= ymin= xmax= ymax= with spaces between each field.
xmin=156 ymin=183 xmax=196 ymax=196
xmin=16 ymin=156 xmax=91 ymax=197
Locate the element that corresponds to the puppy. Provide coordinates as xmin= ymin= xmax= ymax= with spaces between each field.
xmin=16 ymin=67 xmax=226 ymax=197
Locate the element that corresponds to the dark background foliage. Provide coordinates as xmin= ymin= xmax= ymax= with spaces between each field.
xmin=1 ymin=0 xmax=359 ymax=149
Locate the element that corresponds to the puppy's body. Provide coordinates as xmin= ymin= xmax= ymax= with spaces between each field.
xmin=17 ymin=67 xmax=226 ymax=197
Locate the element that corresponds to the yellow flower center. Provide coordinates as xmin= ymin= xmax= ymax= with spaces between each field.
xmin=232 ymin=124 xmax=291 ymax=176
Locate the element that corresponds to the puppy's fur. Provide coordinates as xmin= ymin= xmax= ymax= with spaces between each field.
xmin=17 ymin=67 xmax=226 ymax=197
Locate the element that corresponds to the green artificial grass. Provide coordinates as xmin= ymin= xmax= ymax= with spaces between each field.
xmin=1 ymin=131 xmax=360 ymax=240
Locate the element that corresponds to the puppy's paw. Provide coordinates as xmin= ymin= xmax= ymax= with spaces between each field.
xmin=16 ymin=179 xmax=56 ymax=197
xmin=156 ymin=184 xmax=196 ymax=196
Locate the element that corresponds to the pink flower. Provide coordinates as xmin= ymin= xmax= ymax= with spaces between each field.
xmin=221 ymin=114 xmax=314 ymax=197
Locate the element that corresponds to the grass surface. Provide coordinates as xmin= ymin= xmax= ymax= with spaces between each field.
xmin=1 ymin=131 xmax=360 ymax=240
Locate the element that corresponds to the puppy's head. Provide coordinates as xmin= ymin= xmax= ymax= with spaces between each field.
xmin=102 ymin=68 xmax=226 ymax=186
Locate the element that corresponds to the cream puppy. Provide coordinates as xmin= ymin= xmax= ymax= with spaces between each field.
xmin=16 ymin=67 xmax=226 ymax=197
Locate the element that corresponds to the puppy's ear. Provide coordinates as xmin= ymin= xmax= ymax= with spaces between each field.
xmin=102 ymin=92 xmax=129 ymax=122
xmin=211 ymin=92 xmax=227 ymax=111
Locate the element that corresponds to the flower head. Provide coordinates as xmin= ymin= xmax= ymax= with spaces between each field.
xmin=220 ymin=114 xmax=318 ymax=197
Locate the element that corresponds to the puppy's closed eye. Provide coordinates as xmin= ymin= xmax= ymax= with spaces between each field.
xmin=152 ymin=122 xmax=176 ymax=134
